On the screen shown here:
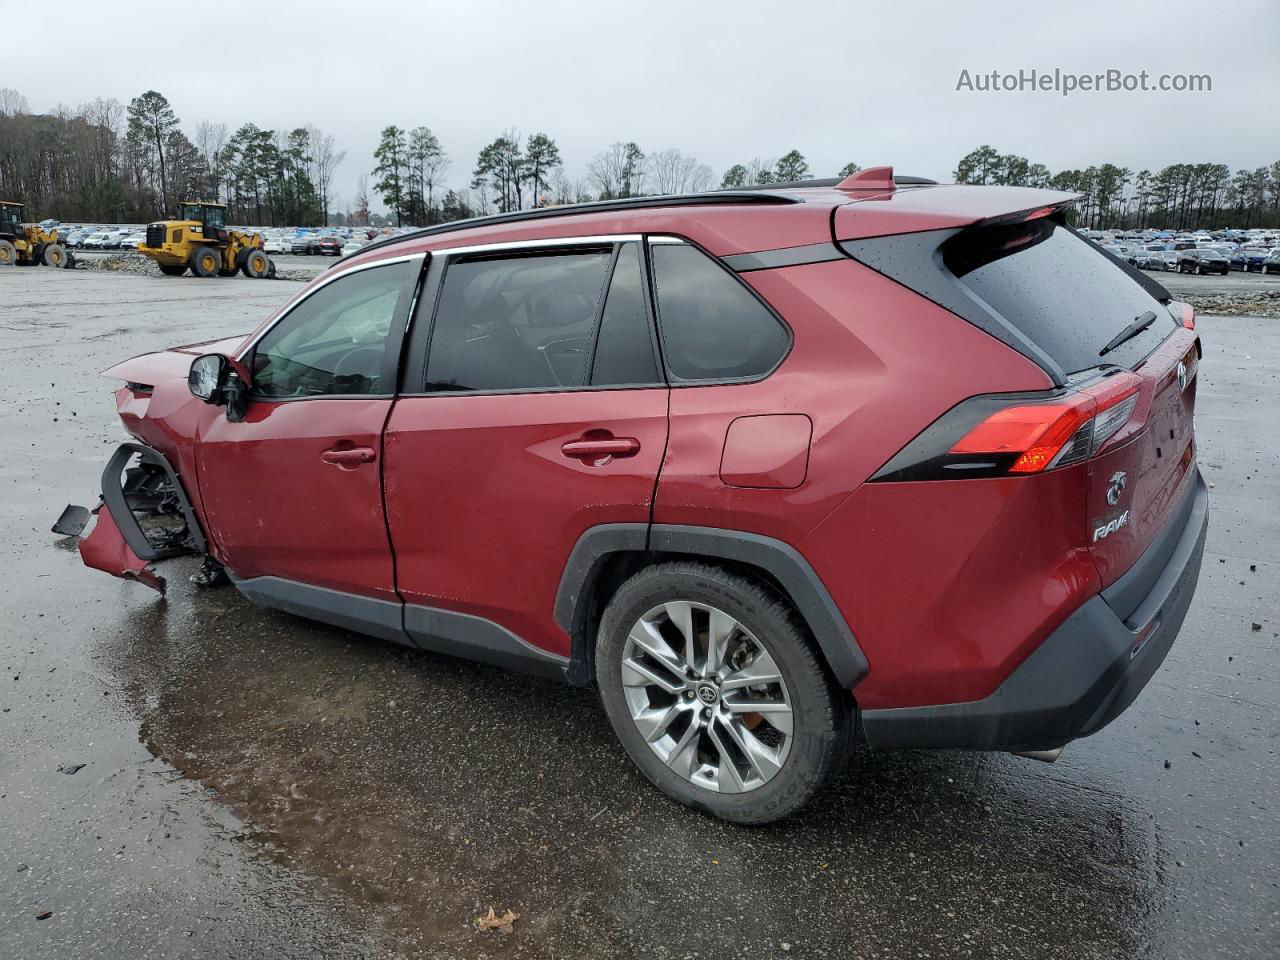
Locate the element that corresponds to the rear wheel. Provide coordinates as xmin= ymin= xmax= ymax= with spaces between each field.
xmin=242 ymin=248 xmax=270 ymax=278
xmin=158 ymin=264 xmax=187 ymax=276
xmin=190 ymin=245 xmax=220 ymax=277
xmin=595 ymin=561 xmax=851 ymax=824
xmin=0 ymin=239 xmax=16 ymax=266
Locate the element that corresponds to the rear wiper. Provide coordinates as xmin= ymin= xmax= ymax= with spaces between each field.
xmin=1099 ymin=310 xmax=1157 ymax=357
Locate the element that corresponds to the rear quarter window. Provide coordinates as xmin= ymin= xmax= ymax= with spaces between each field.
xmin=650 ymin=242 xmax=790 ymax=382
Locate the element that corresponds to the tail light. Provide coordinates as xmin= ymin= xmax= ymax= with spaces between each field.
xmin=872 ymin=371 xmax=1143 ymax=482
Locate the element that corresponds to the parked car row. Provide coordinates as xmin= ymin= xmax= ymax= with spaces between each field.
xmin=1104 ymin=234 xmax=1280 ymax=277
xmin=69 ymin=228 xmax=145 ymax=250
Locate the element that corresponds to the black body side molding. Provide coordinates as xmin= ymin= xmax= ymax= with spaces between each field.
xmin=405 ymin=605 xmax=569 ymax=681
xmin=231 ymin=575 xmax=570 ymax=680
xmin=232 ymin=575 xmax=412 ymax=646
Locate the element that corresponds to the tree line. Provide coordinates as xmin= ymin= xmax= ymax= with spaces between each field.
xmin=368 ymin=124 xmax=865 ymax=227
xmin=0 ymin=87 xmax=343 ymax=227
xmin=4 ymin=86 xmax=1277 ymax=231
xmin=954 ymin=145 xmax=1280 ymax=230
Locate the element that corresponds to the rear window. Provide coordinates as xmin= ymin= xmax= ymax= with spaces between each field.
xmin=941 ymin=219 xmax=1175 ymax=374
xmin=841 ymin=217 xmax=1176 ymax=379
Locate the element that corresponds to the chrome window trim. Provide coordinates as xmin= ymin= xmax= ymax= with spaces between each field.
xmin=432 ymin=233 xmax=643 ymax=259
xmin=235 ymin=252 xmax=426 ymax=362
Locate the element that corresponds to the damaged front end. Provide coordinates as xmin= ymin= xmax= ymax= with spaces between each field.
xmin=54 ymin=443 xmax=208 ymax=595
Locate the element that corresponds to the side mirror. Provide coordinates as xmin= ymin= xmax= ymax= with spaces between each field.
xmin=189 ymin=354 xmax=227 ymax=403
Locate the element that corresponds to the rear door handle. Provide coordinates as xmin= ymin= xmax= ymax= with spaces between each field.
xmin=321 ymin=446 xmax=377 ymax=467
xmin=561 ymin=436 xmax=641 ymax=462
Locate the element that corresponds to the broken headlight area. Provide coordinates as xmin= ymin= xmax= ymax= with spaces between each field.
xmin=53 ymin=443 xmax=208 ymax=595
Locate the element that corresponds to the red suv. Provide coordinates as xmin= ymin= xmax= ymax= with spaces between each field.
xmin=61 ymin=167 xmax=1208 ymax=823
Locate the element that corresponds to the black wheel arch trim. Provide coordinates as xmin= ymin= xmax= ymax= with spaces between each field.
xmin=101 ymin=442 xmax=207 ymax=561
xmin=555 ymin=522 xmax=869 ymax=689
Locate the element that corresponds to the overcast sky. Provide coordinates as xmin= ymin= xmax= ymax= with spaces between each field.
xmin=11 ymin=0 xmax=1279 ymax=212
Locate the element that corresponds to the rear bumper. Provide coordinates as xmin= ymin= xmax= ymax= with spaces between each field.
xmin=861 ymin=469 xmax=1209 ymax=752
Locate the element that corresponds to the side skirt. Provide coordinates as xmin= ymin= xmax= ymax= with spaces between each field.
xmin=230 ymin=574 xmax=570 ymax=680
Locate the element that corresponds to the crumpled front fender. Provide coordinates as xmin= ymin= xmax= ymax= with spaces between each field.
xmin=78 ymin=502 xmax=166 ymax=594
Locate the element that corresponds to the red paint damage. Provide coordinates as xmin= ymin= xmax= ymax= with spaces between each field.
xmin=78 ymin=504 xmax=166 ymax=594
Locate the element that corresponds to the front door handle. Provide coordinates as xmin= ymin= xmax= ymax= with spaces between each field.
xmin=561 ymin=435 xmax=641 ymax=463
xmin=321 ymin=446 xmax=377 ymax=467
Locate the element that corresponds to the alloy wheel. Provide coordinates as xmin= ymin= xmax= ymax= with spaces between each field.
xmin=620 ymin=601 xmax=793 ymax=794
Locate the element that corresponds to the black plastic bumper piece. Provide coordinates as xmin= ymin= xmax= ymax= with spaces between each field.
xmin=860 ymin=470 xmax=1209 ymax=752
xmin=101 ymin=442 xmax=206 ymax=560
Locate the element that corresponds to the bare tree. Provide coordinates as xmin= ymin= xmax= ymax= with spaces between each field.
xmin=588 ymin=143 xmax=627 ymax=198
xmin=744 ymin=156 xmax=778 ymax=186
xmin=649 ymin=148 xmax=713 ymax=195
xmin=308 ymin=126 xmax=345 ymax=226
xmin=0 ymin=88 xmax=29 ymax=116
xmin=194 ymin=120 xmax=228 ymax=200
xmin=588 ymin=142 xmax=645 ymax=198
xmin=352 ymin=174 xmax=370 ymax=226
xmin=550 ymin=168 xmax=574 ymax=205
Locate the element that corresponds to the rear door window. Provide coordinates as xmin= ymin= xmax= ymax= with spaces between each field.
xmin=649 ymin=242 xmax=790 ymax=382
xmin=424 ymin=247 xmax=614 ymax=392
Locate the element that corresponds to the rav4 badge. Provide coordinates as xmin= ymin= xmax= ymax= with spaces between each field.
xmin=1093 ymin=511 xmax=1130 ymax=542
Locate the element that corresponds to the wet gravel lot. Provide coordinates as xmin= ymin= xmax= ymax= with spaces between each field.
xmin=2 ymin=269 xmax=1277 ymax=959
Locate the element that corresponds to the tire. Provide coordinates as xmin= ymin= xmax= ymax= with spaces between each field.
xmin=242 ymin=248 xmax=270 ymax=278
xmin=190 ymin=245 xmax=220 ymax=277
xmin=158 ymin=263 xmax=187 ymax=276
xmin=0 ymin=239 xmax=17 ymax=266
xmin=42 ymin=243 xmax=68 ymax=268
xmin=1195 ymin=263 xmax=1203 ymax=275
xmin=595 ymin=561 xmax=852 ymax=825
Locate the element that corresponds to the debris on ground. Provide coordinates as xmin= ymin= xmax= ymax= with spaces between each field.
xmin=476 ymin=906 xmax=519 ymax=934
xmin=57 ymin=763 xmax=86 ymax=775
xmin=1181 ymin=291 xmax=1280 ymax=318
xmin=75 ymin=252 xmax=311 ymax=283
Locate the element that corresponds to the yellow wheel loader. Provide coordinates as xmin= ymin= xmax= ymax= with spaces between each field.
xmin=0 ymin=201 xmax=74 ymax=268
xmin=137 ymin=201 xmax=275 ymax=278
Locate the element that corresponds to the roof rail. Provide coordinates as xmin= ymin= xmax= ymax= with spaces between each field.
xmin=726 ymin=174 xmax=939 ymax=193
xmin=333 ymin=191 xmax=799 ymax=266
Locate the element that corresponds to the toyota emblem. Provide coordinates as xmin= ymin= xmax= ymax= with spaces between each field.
xmin=1106 ymin=471 xmax=1127 ymax=506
